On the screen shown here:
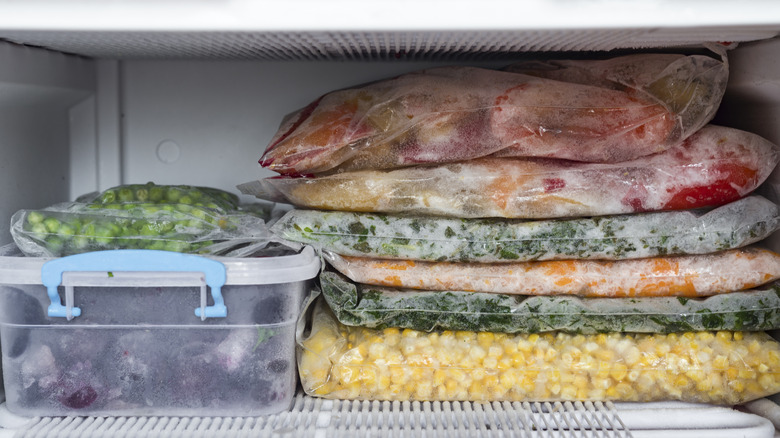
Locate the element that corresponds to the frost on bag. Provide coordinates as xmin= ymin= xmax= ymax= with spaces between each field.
xmin=248 ymin=125 xmax=780 ymax=219
xmin=260 ymin=53 xmax=727 ymax=175
xmin=10 ymin=203 xmax=280 ymax=257
xmin=324 ymin=247 xmax=780 ymax=298
xmin=298 ymin=299 xmax=780 ymax=404
xmin=496 ymin=52 xmax=727 ymax=160
xmin=320 ymin=271 xmax=780 ymax=334
xmin=271 ymin=196 xmax=780 ymax=262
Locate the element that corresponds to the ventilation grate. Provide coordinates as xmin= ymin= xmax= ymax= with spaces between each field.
xmin=2 ymin=395 xmax=778 ymax=438
xmin=0 ymin=28 xmax=777 ymax=60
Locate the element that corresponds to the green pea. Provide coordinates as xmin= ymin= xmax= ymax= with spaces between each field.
xmin=179 ymin=195 xmax=193 ymax=205
xmin=138 ymin=223 xmax=160 ymax=236
xmin=43 ymin=217 xmax=61 ymax=233
xmin=27 ymin=211 xmax=45 ymax=225
xmin=149 ymin=186 xmax=165 ymax=202
xmin=59 ymin=224 xmax=76 ymax=236
xmin=118 ymin=188 xmax=134 ymax=202
xmin=135 ymin=188 xmax=149 ymax=202
xmin=166 ymin=188 xmax=182 ymax=203
xmin=46 ymin=237 xmax=65 ymax=254
xmin=72 ymin=236 xmax=90 ymax=250
xmin=146 ymin=240 xmax=166 ymax=251
xmin=164 ymin=240 xmax=189 ymax=252
xmin=99 ymin=190 xmax=117 ymax=204
xmin=81 ymin=223 xmax=97 ymax=236
xmin=31 ymin=223 xmax=48 ymax=238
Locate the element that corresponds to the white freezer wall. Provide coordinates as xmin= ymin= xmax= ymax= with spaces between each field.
xmin=0 ymin=43 xmax=94 ymax=246
xmin=3 ymin=38 xmax=780 ymax=249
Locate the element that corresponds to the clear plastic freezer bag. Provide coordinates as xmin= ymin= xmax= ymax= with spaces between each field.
xmin=320 ymin=270 xmax=780 ymax=333
xmin=10 ymin=202 xmax=280 ymax=257
xmin=260 ymin=53 xmax=727 ymax=175
xmin=324 ymin=247 xmax=780 ymax=297
xmin=246 ymin=125 xmax=780 ymax=219
xmin=298 ymin=299 xmax=780 ymax=404
xmin=271 ymin=195 xmax=780 ymax=262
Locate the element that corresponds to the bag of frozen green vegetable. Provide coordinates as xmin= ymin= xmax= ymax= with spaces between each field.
xmin=320 ymin=270 xmax=780 ymax=334
xmin=273 ymin=196 xmax=780 ymax=262
xmin=85 ymin=182 xmax=241 ymax=213
xmin=10 ymin=194 xmax=288 ymax=257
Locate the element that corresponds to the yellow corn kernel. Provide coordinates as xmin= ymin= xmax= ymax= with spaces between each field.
xmin=477 ymin=332 xmax=495 ymax=348
xmin=488 ymin=345 xmax=504 ymax=359
xmin=610 ymin=363 xmax=628 ymax=381
xmin=734 ymin=332 xmax=744 ymax=341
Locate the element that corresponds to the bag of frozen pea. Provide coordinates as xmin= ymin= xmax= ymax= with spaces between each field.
xmin=10 ymin=183 xmax=290 ymax=257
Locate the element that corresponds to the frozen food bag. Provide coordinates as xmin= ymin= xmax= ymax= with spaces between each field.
xmin=320 ymin=270 xmax=780 ymax=334
xmin=298 ymin=299 xmax=780 ymax=404
xmin=10 ymin=202 xmax=282 ymax=257
xmin=245 ymin=125 xmax=779 ymax=219
xmin=260 ymin=55 xmax=727 ymax=176
xmin=271 ymin=195 xmax=780 ymax=262
xmin=86 ymin=182 xmax=241 ymax=213
xmin=324 ymin=247 xmax=780 ymax=297
xmin=497 ymin=52 xmax=727 ymax=160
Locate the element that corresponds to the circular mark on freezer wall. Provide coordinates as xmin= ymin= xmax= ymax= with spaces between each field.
xmin=156 ymin=140 xmax=181 ymax=164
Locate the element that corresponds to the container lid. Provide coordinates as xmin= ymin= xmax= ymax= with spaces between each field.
xmin=0 ymin=243 xmax=320 ymax=286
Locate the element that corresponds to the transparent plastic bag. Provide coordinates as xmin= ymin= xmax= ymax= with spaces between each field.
xmin=320 ymin=270 xmax=780 ymax=333
xmin=10 ymin=202 xmax=280 ymax=257
xmin=271 ymin=195 xmax=780 ymax=262
xmin=298 ymin=299 xmax=780 ymax=404
xmin=246 ymin=125 xmax=779 ymax=219
xmin=324 ymin=247 xmax=780 ymax=298
xmin=86 ymin=182 xmax=240 ymax=214
xmin=261 ymin=53 xmax=727 ymax=175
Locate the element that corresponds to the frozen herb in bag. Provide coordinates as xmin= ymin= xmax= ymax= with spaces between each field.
xmin=248 ymin=125 xmax=779 ymax=219
xmin=272 ymin=196 xmax=779 ymax=262
xmin=325 ymin=247 xmax=780 ymax=297
xmin=320 ymin=271 xmax=780 ymax=333
xmin=261 ymin=54 xmax=727 ymax=175
xmin=298 ymin=299 xmax=780 ymax=404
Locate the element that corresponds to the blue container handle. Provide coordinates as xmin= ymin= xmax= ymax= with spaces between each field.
xmin=41 ymin=249 xmax=227 ymax=320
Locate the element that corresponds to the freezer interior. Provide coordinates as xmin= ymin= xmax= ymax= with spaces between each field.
xmin=2 ymin=3 xmax=780 ymax=435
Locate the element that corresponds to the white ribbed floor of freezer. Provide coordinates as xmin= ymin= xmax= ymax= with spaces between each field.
xmin=0 ymin=393 xmax=776 ymax=438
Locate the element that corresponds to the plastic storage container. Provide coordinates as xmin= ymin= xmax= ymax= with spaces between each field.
xmin=0 ymin=243 xmax=320 ymax=417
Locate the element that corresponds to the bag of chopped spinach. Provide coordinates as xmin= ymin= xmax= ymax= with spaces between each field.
xmin=271 ymin=195 xmax=780 ymax=262
xmin=320 ymin=270 xmax=780 ymax=334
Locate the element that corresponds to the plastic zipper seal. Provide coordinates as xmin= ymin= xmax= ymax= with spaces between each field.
xmin=41 ymin=249 xmax=227 ymax=321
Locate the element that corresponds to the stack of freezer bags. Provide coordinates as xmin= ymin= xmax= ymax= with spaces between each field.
xmin=246 ymin=53 xmax=780 ymax=404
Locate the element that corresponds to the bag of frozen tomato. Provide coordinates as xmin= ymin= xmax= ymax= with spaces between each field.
xmin=245 ymin=125 xmax=779 ymax=219
xmin=260 ymin=53 xmax=727 ymax=176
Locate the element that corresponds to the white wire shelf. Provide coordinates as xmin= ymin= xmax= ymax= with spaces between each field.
xmin=0 ymin=393 xmax=777 ymax=438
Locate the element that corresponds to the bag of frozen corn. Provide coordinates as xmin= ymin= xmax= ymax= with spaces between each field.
xmin=260 ymin=54 xmax=727 ymax=175
xmin=324 ymin=247 xmax=780 ymax=297
xmin=245 ymin=125 xmax=779 ymax=219
xmin=320 ymin=271 xmax=780 ymax=333
xmin=298 ymin=299 xmax=780 ymax=404
xmin=272 ymin=196 xmax=780 ymax=262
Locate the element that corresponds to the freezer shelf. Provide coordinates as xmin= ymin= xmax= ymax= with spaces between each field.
xmin=0 ymin=394 xmax=776 ymax=438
